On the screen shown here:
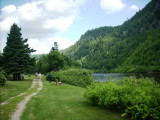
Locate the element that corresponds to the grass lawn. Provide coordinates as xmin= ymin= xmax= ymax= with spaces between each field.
xmin=21 ymin=78 xmax=127 ymax=120
xmin=0 ymin=75 xmax=34 ymax=103
xmin=0 ymin=75 xmax=39 ymax=120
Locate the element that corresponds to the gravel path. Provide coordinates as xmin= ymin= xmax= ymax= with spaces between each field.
xmin=10 ymin=79 xmax=43 ymax=120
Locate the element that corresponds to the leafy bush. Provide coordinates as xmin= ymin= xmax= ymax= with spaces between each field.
xmin=47 ymin=68 xmax=94 ymax=87
xmin=0 ymin=72 xmax=7 ymax=86
xmin=84 ymin=76 xmax=160 ymax=120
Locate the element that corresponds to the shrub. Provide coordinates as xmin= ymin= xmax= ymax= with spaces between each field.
xmin=46 ymin=68 xmax=94 ymax=87
xmin=0 ymin=72 xmax=7 ymax=86
xmin=84 ymin=76 xmax=160 ymax=120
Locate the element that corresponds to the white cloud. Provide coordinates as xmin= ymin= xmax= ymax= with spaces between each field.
xmin=27 ymin=37 xmax=75 ymax=54
xmin=100 ymin=0 xmax=126 ymax=14
xmin=130 ymin=5 xmax=139 ymax=11
xmin=27 ymin=38 xmax=50 ymax=54
xmin=0 ymin=17 xmax=19 ymax=31
xmin=43 ymin=16 xmax=75 ymax=31
xmin=0 ymin=38 xmax=6 ymax=53
xmin=54 ymin=37 xmax=75 ymax=50
xmin=125 ymin=4 xmax=139 ymax=18
xmin=0 ymin=0 xmax=86 ymax=53
xmin=18 ymin=2 xmax=41 ymax=21
xmin=1 ymin=5 xmax=16 ymax=18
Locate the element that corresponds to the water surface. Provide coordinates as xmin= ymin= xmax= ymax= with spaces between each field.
xmin=93 ymin=73 xmax=160 ymax=83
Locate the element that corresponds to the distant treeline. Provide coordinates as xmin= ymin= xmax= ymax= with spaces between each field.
xmin=34 ymin=42 xmax=82 ymax=74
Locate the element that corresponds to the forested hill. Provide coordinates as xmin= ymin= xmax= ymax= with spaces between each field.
xmin=62 ymin=0 xmax=160 ymax=73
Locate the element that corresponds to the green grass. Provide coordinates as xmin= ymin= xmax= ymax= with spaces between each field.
xmin=0 ymin=83 xmax=39 ymax=120
xmin=0 ymin=75 xmax=34 ymax=103
xmin=0 ymin=75 xmax=39 ymax=120
xmin=21 ymin=79 xmax=127 ymax=120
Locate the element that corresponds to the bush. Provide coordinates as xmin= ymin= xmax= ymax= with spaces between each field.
xmin=46 ymin=68 xmax=94 ymax=87
xmin=0 ymin=72 xmax=7 ymax=86
xmin=84 ymin=76 xmax=160 ymax=120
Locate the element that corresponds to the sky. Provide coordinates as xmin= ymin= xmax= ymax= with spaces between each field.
xmin=0 ymin=0 xmax=151 ymax=54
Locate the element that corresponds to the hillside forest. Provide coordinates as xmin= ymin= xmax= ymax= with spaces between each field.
xmin=62 ymin=0 xmax=160 ymax=73
xmin=1 ymin=0 xmax=160 ymax=76
xmin=0 ymin=1 xmax=160 ymax=120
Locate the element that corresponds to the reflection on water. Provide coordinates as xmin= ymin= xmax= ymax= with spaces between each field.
xmin=93 ymin=73 xmax=160 ymax=83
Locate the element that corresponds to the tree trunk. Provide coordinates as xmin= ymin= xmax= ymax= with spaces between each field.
xmin=13 ymin=73 xmax=21 ymax=80
xmin=16 ymin=74 xmax=18 ymax=80
xmin=18 ymin=73 xmax=21 ymax=80
xmin=13 ymin=73 xmax=16 ymax=80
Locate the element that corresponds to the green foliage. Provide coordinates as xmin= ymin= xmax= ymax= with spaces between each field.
xmin=72 ymin=60 xmax=82 ymax=68
xmin=21 ymin=79 xmax=125 ymax=120
xmin=0 ymin=52 xmax=3 ymax=68
xmin=116 ymin=29 xmax=160 ymax=72
xmin=2 ymin=23 xmax=36 ymax=80
xmin=51 ymin=42 xmax=59 ymax=51
xmin=35 ymin=51 xmax=73 ymax=74
xmin=62 ymin=0 xmax=160 ymax=72
xmin=80 ymin=26 xmax=114 ymax=40
xmin=35 ymin=54 xmax=49 ymax=74
xmin=84 ymin=77 xmax=160 ymax=120
xmin=35 ymin=46 xmax=82 ymax=74
xmin=35 ymin=42 xmax=76 ymax=74
xmin=48 ymin=68 xmax=94 ymax=87
xmin=0 ymin=72 xmax=7 ymax=86
xmin=48 ymin=51 xmax=66 ymax=71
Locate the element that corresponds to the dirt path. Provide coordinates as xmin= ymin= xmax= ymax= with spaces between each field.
xmin=10 ymin=79 xmax=43 ymax=120
xmin=0 ymin=79 xmax=37 ymax=106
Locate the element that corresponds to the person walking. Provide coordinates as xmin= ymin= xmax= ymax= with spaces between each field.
xmin=35 ymin=72 xmax=38 ymax=80
xmin=22 ymin=74 xmax=24 ymax=80
xmin=48 ymin=73 xmax=51 ymax=83
xmin=39 ymin=73 xmax=42 ymax=80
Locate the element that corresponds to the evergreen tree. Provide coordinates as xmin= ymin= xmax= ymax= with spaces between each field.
xmin=51 ymin=42 xmax=59 ymax=51
xmin=2 ymin=23 xmax=36 ymax=80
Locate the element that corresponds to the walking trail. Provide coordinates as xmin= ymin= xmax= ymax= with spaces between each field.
xmin=1 ymin=79 xmax=43 ymax=120
xmin=0 ymin=79 xmax=38 ymax=106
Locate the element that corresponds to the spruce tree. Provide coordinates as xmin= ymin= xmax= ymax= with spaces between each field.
xmin=51 ymin=42 xmax=59 ymax=51
xmin=2 ymin=23 xmax=36 ymax=80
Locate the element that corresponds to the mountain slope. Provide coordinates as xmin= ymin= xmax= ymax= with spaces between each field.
xmin=62 ymin=0 xmax=160 ymax=72
xmin=116 ymin=29 xmax=160 ymax=72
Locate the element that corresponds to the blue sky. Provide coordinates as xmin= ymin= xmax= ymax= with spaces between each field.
xmin=62 ymin=0 xmax=151 ymax=41
xmin=0 ymin=0 xmax=151 ymax=54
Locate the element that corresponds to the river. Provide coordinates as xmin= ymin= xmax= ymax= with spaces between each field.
xmin=93 ymin=73 xmax=160 ymax=83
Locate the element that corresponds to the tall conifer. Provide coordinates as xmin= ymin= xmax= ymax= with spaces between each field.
xmin=2 ymin=23 xmax=35 ymax=80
